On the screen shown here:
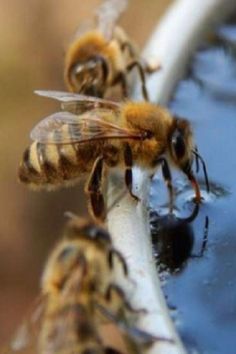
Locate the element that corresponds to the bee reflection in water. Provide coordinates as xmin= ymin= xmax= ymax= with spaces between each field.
xmin=150 ymin=204 xmax=209 ymax=273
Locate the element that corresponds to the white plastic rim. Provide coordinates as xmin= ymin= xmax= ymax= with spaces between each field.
xmin=143 ymin=0 xmax=236 ymax=105
xmin=107 ymin=1 xmax=236 ymax=354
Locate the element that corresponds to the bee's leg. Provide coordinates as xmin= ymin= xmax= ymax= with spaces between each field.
xmin=85 ymin=156 xmax=106 ymax=221
xmin=124 ymin=143 xmax=140 ymax=202
xmin=156 ymin=157 xmax=174 ymax=213
xmin=121 ymin=41 xmax=136 ymax=58
xmin=142 ymin=59 xmax=162 ymax=75
xmin=105 ymin=283 xmax=146 ymax=315
xmin=126 ymin=60 xmax=149 ymax=101
xmin=108 ymin=248 xmax=128 ymax=276
xmin=121 ymin=41 xmax=161 ymax=73
xmin=112 ymin=72 xmax=128 ymax=97
xmin=96 ymin=300 xmax=173 ymax=347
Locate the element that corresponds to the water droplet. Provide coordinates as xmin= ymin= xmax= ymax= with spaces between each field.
xmin=175 ymin=180 xmax=229 ymax=210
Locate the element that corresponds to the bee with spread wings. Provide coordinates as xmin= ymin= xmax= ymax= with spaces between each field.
xmin=19 ymin=90 xmax=209 ymax=220
xmin=64 ymin=0 xmax=157 ymax=100
xmin=2 ymin=216 xmax=172 ymax=354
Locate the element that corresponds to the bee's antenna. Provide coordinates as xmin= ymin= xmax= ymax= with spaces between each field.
xmin=194 ymin=145 xmax=200 ymax=173
xmin=200 ymin=215 xmax=209 ymax=257
xmin=192 ymin=149 xmax=210 ymax=193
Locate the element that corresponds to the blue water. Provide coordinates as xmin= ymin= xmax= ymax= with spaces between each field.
xmin=150 ymin=22 xmax=236 ymax=354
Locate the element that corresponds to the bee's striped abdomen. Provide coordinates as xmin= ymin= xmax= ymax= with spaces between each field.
xmin=19 ymin=142 xmax=43 ymax=185
xmin=37 ymin=143 xmax=60 ymax=183
xmin=18 ymin=139 xmax=101 ymax=189
xmin=19 ymin=145 xmax=41 ymax=184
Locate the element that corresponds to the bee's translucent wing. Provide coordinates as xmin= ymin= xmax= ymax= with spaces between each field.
xmin=35 ymin=90 xmax=121 ymax=114
xmin=96 ymin=303 xmax=174 ymax=346
xmin=39 ymin=304 xmax=90 ymax=354
xmin=96 ymin=0 xmax=128 ymax=40
xmin=2 ymin=297 xmax=45 ymax=354
xmin=30 ymin=109 xmax=142 ymax=144
xmin=72 ymin=19 xmax=96 ymax=40
xmin=34 ymin=90 xmax=120 ymax=105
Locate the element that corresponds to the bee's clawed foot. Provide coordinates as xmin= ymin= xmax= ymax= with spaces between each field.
xmin=130 ymin=192 xmax=140 ymax=202
xmin=193 ymin=195 xmax=204 ymax=204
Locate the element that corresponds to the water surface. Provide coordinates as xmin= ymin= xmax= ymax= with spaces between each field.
xmin=150 ymin=21 xmax=236 ymax=354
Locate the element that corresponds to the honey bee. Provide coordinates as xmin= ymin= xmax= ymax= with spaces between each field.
xmin=18 ymin=90 xmax=209 ymax=220
xmin=64 ymin=0 xmax=156 ymax=100
xmin=4 ymin=216 xmax=171 ymax=354
xmin=38 ymin=216 xmax=128 ymax=354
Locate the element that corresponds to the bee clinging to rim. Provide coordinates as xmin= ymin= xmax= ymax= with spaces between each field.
xmin=3 ymin=216 xmax=173 ymax=354
xmin=37 ymin=216 xmax=129 ymax=354
xmin=64 ymin=0 xmax=158 ymax=100
xmin=18 ymin=90 xmax=209 ymax=221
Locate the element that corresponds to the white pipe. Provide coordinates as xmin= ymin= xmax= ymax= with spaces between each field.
xmin=144 ymin=0 xmax=236 ymax=105
xmin=107 ymin=1 xmax=236 ymax=353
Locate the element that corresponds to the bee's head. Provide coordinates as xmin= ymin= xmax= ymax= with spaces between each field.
xmin=169 ymin=118 xmax=193 ymax=171
xmin=42 ymin=215 xmax=111 ymax=293
xmin=65 ymin=214 xmax=111 ymax=246
xmin=68 ymin=55 xmax=108 ymax=97
xmin=169 ymin=117 xmax=209 ymax=203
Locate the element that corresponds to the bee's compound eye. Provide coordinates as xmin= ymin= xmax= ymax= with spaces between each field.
xmin=68 ymin=63 xmax=86 ymax=91
xmin=87 ymin=225 xmax=111 ymax=242
xmin=171 ymin=130 xmax=186 ymax=159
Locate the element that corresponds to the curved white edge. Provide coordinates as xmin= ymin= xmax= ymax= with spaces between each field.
xmin=107 ymin=170 xmax=186 ymax=354
xmin=107 ymin=1 xmax=236 ymax=354
xmin=143 ymin=0 xmax=236 ymax=105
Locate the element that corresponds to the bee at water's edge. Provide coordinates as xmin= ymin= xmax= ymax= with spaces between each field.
xmin=18 ymin=90 xmax=209 ymax=221
xmin=3 ymin=215 xmax=173 ymax=354
xmin=64 ymin=0 xmax=158 ymax=100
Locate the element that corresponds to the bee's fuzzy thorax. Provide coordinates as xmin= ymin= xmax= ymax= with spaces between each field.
xmin=65 ymin=31 xmax=107 ymax=65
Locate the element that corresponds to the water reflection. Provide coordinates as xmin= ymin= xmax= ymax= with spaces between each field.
xmin=150 ymin=204 xmax=209 ymax=273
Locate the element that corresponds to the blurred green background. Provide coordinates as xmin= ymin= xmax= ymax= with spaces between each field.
xmin=0 ymin=0 xmax=172 ymax=346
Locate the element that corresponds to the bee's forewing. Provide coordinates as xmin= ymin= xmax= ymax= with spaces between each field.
xmin=34 ymin=90 xmax=120 ymax=106
xmin=2 ymin=299 xmax=45 ymax=354
xmin=30 ymin=109 xmax=141 ymax=145
xmin=30 ymin=111 xmax=79 ymax=143
xmin=35 ymin=90 xmax=121 ymax=115
xmin=96 ymin=0 xmax=128 ymax=40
